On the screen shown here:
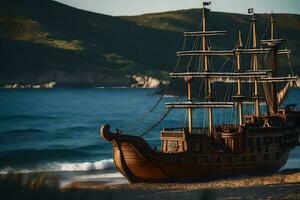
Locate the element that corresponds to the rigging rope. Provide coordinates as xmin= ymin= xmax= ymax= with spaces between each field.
xmin=262 ymin=22 xmax=270 ymax=40
xmin=122 ymin=90 xmax=165 ymax=133
xmin=139 ymin=107 xmax=172 ymax=137
xmin=138 ymin=80 xmax=185 ymax=137
xmin=123 ymin=34 xmax=189 ymax=134
xmin=284 ymin=41 xmax=295 ymax=76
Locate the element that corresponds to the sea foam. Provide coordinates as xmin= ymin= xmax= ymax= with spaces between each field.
xmin=0 ymin=159 xmax=115 ymax=174
xmin=48 ymin=159 xmax=114 ymax=172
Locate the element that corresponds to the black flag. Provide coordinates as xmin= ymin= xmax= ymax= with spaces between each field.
xmin=248 ymin=8 xmax=254 ymax=14
xmin=203 ymin=2 xmax=211 ymax=7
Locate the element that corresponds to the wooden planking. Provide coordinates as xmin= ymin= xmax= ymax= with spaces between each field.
xmin=103 ymin=111 xmax=300 ymax=183
xmin=120 ymin=143 xmax=165 ymax=180
xmin=110 ymin=131 xmax=292 ymax=182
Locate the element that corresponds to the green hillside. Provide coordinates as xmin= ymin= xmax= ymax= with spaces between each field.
xmin=0 ymin=0 xmax=299 ymax=87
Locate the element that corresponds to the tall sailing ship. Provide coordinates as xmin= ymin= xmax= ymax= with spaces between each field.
xmin=99 ymin=2 xmax=300 ymax=183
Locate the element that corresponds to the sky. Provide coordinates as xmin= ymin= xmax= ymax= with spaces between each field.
xmin=54 ymin=0 xmax=300 ymax=16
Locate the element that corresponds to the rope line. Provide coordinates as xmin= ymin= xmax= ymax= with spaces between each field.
xmin=139 ymin=108 xmax=172 ymax=137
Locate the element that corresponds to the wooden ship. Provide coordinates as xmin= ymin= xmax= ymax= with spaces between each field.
xmin=100 ymin=2 xmax=300 ymax=183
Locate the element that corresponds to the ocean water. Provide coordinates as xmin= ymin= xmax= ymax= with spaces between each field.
xmin=0 ymin=88 xmax=299 ymax=185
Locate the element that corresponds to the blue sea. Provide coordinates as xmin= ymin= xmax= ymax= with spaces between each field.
xmin=0 ymin=88 xmax=300 ymax=186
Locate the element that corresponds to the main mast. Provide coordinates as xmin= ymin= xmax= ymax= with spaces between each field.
xmin=201 ymin=5 xmax=213 ymax=135
xmin=186 ymin=4 xmax=212 ymax=134
xmin=169 ymin=1 xmax=236 ymax=135
xmin=251 ymin=12 xmax=260 ymax=116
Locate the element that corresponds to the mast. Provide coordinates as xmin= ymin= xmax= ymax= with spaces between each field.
xmin=251 ymin=12 xmax=260 ymax=116
xmin=187 ymin=77 xmax=193 ymax=133
xmin=270 ymin=12 xmax=276 ymax=40
xmin=270 ymin=13 xmax=278 ymax=114
xmin=202 ymin=5 xmax=213 ymax=135
xmin=235 ymin=30 xmax=244 ymax=125
xmin=270 ymin=44 xmax=278 ymax=114
xmin=168 ymin=2 xmax=297 ymax=134
xmin=260 ymin=13 xmax=297 ymax=114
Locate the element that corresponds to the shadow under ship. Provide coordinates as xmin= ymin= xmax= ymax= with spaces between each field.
xmin=100 ymin=3 xmax=300 ymax=183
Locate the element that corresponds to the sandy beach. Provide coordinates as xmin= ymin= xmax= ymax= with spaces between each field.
xmin=61 ymin=169 xmax=300 ymax=200
xmin=1 ymin=169 xmax=300 ymax=200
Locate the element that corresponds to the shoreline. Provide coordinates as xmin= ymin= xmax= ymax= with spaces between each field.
xmin=64 ymin=182 xmax=300 ymax=200
xmin=0 ymin=86 xmax=161 ymax=89
xmin=63 ymin=169 xmax=300 ymax=199
xmin=65 ymin=169 xmax=300 ymax=190
xmin=1 ymin=169 xmax=300 ymax=200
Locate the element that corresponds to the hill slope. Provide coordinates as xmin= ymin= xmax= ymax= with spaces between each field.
xmin=0 ymin=0 xmax=299 ymax=87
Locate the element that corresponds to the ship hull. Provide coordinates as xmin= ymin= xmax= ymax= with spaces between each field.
xmin=111 ymin=134 xmax=289 ymax=183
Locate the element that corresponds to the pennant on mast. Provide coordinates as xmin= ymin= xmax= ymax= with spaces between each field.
xmin=248 ymin=8 xmax=254 ymax=14
xmin=203 ymin=1 xmax=211 ymax=7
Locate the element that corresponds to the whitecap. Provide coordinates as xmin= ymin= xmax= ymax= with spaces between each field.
xmin=48 ymin=159 xmax=114 ymax=172
xmin=0 ymin=159 xmax=115 ymax=174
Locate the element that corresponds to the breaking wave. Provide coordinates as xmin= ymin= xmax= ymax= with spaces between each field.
xmin=47 ymin=159 xmax=114 ymax=172
xmin=0 ymin=159 xmax=115 ymax=174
